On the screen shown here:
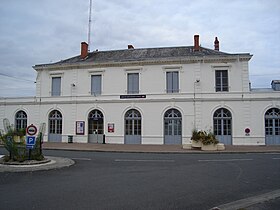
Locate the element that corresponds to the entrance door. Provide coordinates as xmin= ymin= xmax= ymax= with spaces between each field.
xmin=124 ymin=109 xmax=141 ymax=144
xmin=88 ymin=110 xmax=104 ymax=143
xmin=164 ymin=109 xmax=182 ymax=144
xmin=48 ymin=110 xmax=62 ymax=142
xmin=213 ymin=108 xmax=232 ymax=145
xmin=265 ymin=108 xmax=280 ymax=145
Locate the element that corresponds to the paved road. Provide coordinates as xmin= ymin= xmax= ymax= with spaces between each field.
xmin=0 ymin=149 xmax=280 ymax=210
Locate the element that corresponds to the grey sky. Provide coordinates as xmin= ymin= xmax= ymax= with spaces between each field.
xmin=0 ymin=0 xmax=279 ymax=97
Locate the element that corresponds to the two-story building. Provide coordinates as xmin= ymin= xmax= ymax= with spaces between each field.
xmin=0 ymin=35 xmax=279 ymax=145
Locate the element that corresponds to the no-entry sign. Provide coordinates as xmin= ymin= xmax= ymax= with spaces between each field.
xmin=26 ymin=124 xmax=37 ymax=136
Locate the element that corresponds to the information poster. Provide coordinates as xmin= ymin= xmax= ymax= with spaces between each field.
xmin=108 ymin=123 xmax=114 ymax=133
xmin=76 ymin=121 xmax=85 ymax=135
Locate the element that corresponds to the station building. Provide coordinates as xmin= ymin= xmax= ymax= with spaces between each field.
xmin=0 ymin=35 xmax=279 ymax=145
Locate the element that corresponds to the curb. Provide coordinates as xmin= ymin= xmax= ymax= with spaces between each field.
xmin=41 ymin=147 xmax=280 ymax=154
xmin=0 ymin=156 xmax=75 ymax=173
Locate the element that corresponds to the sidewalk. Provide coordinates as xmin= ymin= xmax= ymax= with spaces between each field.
xmin=42 ymin=142 xmax=280 ymax=153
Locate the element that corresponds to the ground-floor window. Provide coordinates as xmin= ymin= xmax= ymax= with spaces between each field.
xmin=265 ymin=108 xmax=280 ymax=145
xmin=213 ymin=108 xmax=232 ymax=145
xmin=124 ymin=109 xmax=141 ymax=144
xmin=164 ymin=108 xmax=182 ymax=144
xmin=88 ymin=109 xmax=104 ymax=143
xmin=48 ymin=110 xmax=62 ymax=142
xmin=15 ymin=110 xmax=27 ymax=131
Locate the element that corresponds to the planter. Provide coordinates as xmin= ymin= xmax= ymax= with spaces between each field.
xmin=183 ymin=143 xmax=192 ymax=149
xmin=201 ymin=144 xmax=218 ymax=151
xmin=217 ymin=143 xmax=225 ymax=151
xmin=191 ymin=140 xmax=202 ymax=148
xmin=13 ymin=136 xmax=21 ymax=143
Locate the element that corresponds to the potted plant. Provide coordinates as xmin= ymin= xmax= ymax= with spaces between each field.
xmin=201 ymin=130 xmax=219 ymax=151
xmin=191 ymin=129 xmax=219 ymax=150
xmin=191 ymin=129 xmax=203 ymax=148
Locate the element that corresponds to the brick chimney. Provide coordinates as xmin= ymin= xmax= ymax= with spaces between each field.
xmin=214 ymin=37 xmax=219 ymax=51
xmin=128 ymin=44 xmax=134 ymax=49
xmin=81 ymin=42 xmax=88 ymax=59
xmin=194 ymin=35 xmax=200 ymax=51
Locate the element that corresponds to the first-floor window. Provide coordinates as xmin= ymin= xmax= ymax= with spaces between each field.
xmin=51 ymin=77 xmax=61 ymax=96
xmin=91 ymin=75 xmax=102 ymax=95
xmin=127 ymin=73 xmax=139 ymax=94
xmin=166 ymin=71 xmax=179 ymax=93
xmin=215 ymin=70 xmax=228 ymax=92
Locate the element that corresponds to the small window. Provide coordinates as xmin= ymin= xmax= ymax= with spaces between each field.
xmin=91 ymin=75 xmax=102 ymax=95
xmin=166 ymin=71 xmax=179 ymax=93
xmin=51 ymin=77 xmax=61 ymax=96
xmin=127 ymin=73 xmax=139 ymax=94
xmin=215 ymin=70 xmax=228 ymax=92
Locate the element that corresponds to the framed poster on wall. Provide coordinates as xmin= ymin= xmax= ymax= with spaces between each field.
xmin=76 ymin=121 xmax=85 ymax=135
xmin=108 ymin=123 xmax=114 ymax=133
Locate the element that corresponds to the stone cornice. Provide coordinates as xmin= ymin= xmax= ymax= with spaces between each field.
xmin=33 ymin=54 xmax=252 ymax=71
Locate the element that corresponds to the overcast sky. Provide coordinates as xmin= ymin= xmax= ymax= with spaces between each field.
xmin=0 ymin=0 xmax=279 ymax=97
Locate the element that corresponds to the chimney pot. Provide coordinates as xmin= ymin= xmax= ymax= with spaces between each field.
xmin=128 ymin=44 xmax=134 ymax=49
xmin=194 ymin=35 xmax=200 ymax=51
xmin=214 ymin=37 xmax=219 ymax=51
xmin=81 ymin=42 xmax=88 ymax=59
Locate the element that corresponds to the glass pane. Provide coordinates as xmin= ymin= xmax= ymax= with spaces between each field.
xmin=91 ymin=75 xmax=102 ymax=95
xmin=52 ymin=77 xmax=61 ymax=96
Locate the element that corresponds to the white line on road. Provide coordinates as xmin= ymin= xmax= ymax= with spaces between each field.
xmin=272 ymin=158 xmax=280 ymax=160
xmin=198 ymin=159 xmax=253 ymax=162
xmin=114 ymin=159 xmax=175 ymax=162
xmin=71 ymin=158 xmax=91 ymax=161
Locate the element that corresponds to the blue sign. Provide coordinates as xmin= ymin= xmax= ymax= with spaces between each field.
xmin=26 ymin=136 xmax=36 ymax=149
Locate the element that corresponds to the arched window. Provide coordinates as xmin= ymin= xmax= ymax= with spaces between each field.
xmin=164 ymin=109 xmax=182 ymax=144
xmin=88 ymin=109 xmax=104 ymax=143
xmin=15 ymin=111 xmax=27 ymax=131
xmin=88 ymin=110 xmax=103 ymax=134
xmin=124 ymin=109 xmax=141 ymax=144
xmin=265 ymin=108 xmax=280 ymax=144
xmin=48 ymin=110 xmax=62 ymax=142
xmin=213 ymin=108 xmax=232 ymax=144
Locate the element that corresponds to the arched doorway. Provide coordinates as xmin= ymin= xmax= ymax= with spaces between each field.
xmin=88 ymin=110 xmax=104 ymax=143
xmin=164 ymin=109 xmax=182 ymax=144
xmin=213 ymin=108 xmax=232 ymax=145
xmin=124 ymin=109 xmax=141 ymax=144
xmin=48 ymin=110 xmax=62 ymax=142
xmin=265 ymin=108 xmax=280 ymax=145
xmin=15 ymin=110 xmax=27 ymax=131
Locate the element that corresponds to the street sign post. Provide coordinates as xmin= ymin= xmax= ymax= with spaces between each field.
xmin=26 ymin=136 xmax=36 ymax=149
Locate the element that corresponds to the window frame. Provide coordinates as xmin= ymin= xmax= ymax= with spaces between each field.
xmin=91 ymin=74 xmax=102 ymax=96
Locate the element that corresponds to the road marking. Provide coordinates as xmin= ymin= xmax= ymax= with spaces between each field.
xmin=211 ymin=189 xmax=280 ymax=210
xmin=114 ymin=159 xmax=175 ymax=162
xmin=71 ymin=158 xmax=91 ymax=161
xmin=198 ymin=159 xmax=253 ymax=162
xmin=272 ymin=157 xmax=280 ymax=160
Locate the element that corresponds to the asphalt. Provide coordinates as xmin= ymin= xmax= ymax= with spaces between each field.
xmin=42 ymin=142 xmax=280 ymax=154
xmin=1 ymin=143 xmax=280 ymax=209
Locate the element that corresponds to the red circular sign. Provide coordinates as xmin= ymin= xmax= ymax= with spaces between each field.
xmin=26 ymin=124 xmax=37 ymax=136
xmin=245 ymin=128 xmax=250 ymax=134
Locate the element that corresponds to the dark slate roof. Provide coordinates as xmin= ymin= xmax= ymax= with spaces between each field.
xmin=39 ymin=46 xmax=237 ymax=67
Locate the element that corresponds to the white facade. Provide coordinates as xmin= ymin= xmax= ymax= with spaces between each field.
xmin=1 ymin=37 xmax=279 ymax=145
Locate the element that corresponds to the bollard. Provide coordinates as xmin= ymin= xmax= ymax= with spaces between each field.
xmin=103 ymin=134 xmax=106 ymax=144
